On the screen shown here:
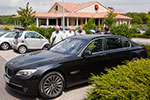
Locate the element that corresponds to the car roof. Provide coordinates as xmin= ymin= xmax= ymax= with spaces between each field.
xmin=71 ymin=34 xmax=122 ymax=40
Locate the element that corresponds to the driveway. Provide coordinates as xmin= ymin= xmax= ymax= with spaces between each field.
xmin=0 ymin=50 xmax=91 ymax=100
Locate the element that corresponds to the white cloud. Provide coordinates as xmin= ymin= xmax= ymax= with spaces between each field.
xmin=0 ymin=0 xmax=150 ymax=15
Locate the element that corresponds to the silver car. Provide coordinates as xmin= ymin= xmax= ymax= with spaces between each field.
xmin=12 ymin=31 xmax=49 ymax=54
xmin=0 ymin=31 xmax=17 ymax=50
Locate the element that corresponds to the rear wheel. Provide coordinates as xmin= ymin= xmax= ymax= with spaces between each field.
xmin=42 ymin=44 xmax=50 ymax=50
xmin=39 ymin=72 xmax=65 ymax=99
xmin=18 ymin=45 xmax=27 ymax=54
xmin=1 ymin=43 xmax=10 ymax=50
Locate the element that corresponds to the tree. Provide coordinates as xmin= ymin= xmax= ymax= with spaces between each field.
xmin=131 ymin=16 xmax=142 ymax=24
xmin=145 ymin=14 xmax=150 ymax=25
xmin=103 ymin=11 xmax=117 ymax=27
xmin=17 ymin=2 xmax=36 ymax=29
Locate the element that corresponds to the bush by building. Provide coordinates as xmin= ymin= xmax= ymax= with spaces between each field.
xmin=110 ymin=24 xmax=137 ymax=39
xmin=87 ymin=58 xmax=150 ymax=100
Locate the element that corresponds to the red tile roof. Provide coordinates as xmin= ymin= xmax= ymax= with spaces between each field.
xmin=13 ymin=1 xmax=132 ymax=20
xmin=57 ymin=1 xmax=97 ymax=12
xmin=32 ymin=12 xmax=132 ymax=20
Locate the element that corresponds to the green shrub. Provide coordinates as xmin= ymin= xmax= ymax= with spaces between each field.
xmin=144 ymin=28 xmax=150 ymax=36
xmin=87 ymin=58 xmax=150 ymax=100
xmin=110 ymin=24 xmax=137 ymax=39
xmin=3 ymin=27 xmax=10 ymax=31
xmin=83 ymin=18 xmax=97 ymax=34
xmin=28 ymin=24 xmax=55 ymax=40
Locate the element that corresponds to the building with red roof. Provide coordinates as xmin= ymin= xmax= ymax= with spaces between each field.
xmin=14 ymin=1 xmax=132 ymax=29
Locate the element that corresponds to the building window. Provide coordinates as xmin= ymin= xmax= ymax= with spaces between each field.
xmin=55 ymin=5 xmax=58 ymax=11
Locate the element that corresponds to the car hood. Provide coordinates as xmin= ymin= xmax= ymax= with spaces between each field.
xmin=7 ymin=50 xmax=71 ymax=69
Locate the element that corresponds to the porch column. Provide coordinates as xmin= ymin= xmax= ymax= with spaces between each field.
xmin=14 ymin=19 xmax=17 ymax=26
xmin=76 ymin=18 xmax=79 ymax=26
xmin=46 ymin=18 xmax=49 ymax=26
xmin=36 ymin=18 xmax=39 ymax=27
xmin=98 ymin=19 xmax=100 ymax=26
xmin=61 ymin=18 xmax=63 ymax=26
xmin=67 ymin=17 xmax=69 ymax=27
xmin=56 ymin=18 xmax=58 ymax=26
xmin=85 ymin=18 xmax=88 ymax=24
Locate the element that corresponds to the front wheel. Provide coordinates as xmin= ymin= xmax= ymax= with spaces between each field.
xmin=18 ymin=45 xmax=27 ymax=54
xmin=39 ymin=72 xmax=65 ymax=99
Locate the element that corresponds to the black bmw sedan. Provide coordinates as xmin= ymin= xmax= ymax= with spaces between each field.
xmin=4 ymin=35 xmax=147 ymax=99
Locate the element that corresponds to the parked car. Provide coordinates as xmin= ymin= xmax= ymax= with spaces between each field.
xmin=4 ymin=35 xmax=147 ymax=99
xmin=0 ymin=31 xmax=17 ymax=50
xmin=12 ymin=31 xmax=49 ymax=54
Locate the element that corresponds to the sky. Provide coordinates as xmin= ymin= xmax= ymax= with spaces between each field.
xmin=0 ymin=0 xmax=150 ymax=15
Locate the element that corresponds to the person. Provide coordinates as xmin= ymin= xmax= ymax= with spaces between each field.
xmin=95 ymin=26 xmax=102 ymax=34
xmin=104 ymin=26 xmax=112 ymax=34
xmin=65 ymin=26 xmax=75 ymax=38
xmin=75 ymin=25 xmax=86 ymax=36
xmin=50 ymin=26 xmax=64 ymax=46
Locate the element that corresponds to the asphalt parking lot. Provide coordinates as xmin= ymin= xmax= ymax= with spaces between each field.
xmin=0 ymin=50 xmax=91 ymax=100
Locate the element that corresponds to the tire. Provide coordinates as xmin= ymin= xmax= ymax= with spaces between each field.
xmin=131 ymin=57 xmax=139 ymax=62
xmin=42 ymin=44 xmax=50 ymax=50
xmin=39 ymin=72 xmax=65 ymax=99
xmin=18 ymin=45 xmax=27 ymax=54
xmin=1 ymin=42 xmax=10 ymax=50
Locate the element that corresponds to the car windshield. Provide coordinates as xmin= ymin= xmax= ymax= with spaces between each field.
xmin=51 ymin=38 xmax=87 ymax=55
xmin=0 ymin=31 xmax=7 ymax=37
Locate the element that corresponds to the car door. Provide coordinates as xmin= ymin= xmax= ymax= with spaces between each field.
xmin=5 ymin=32 xmax=17 ymax=46
xmin=24 ymin=32 xmax=42 ymax=49
xmin=74 ymin=38 xmax=107 ymax=83
xmin=104 ymin=37 xmax=131 ymax=68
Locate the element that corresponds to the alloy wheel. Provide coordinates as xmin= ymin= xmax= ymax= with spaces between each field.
xmin=39 ymin=72 xmax=64 ymax=99
xmin=18 ymin=46 xmax=27 ymax=54
xmin=1 ymin=43 xmax=9 ymax=50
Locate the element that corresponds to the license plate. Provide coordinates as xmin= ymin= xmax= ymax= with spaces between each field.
xmin=4 ymin=75 xmax=10 ymax=83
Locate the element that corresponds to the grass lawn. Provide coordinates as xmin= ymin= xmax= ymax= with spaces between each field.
xmin=0 ymin=25 xmax=14 ymax=30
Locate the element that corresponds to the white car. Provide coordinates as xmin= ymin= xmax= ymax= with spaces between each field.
xmin=12 ymin=31 xmax=49 ymax=54
xmin=0 ymin=31 xmax=17 ymax=50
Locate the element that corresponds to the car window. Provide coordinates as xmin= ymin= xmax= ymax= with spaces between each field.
xmin=25 ymin=32 xmax=36 ymax=38
xmin=0 ymin=31 xmax=6 ymax=37
xmin=122 ymin=38 xmax=130 ymax=47
xmin=34 ymin=33 xmax=43 ymax=39
xmin=106 ymin=38 xmax=123 ymax=50
xmin=86 ymin=39 xmax=103 ymax=53
xmin=25 ymin=32 xmax=42 ymax=39
xmin=5 ymin=32 xmax=16 ymax=38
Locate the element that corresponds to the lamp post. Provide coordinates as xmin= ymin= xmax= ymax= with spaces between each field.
xmin=62 ymin=0 xmax=65 ymax=32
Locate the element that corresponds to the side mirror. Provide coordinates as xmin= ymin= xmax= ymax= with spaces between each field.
xmin=82 ymin=50 xmax=92 ymax=57
xmin=25 ymin=36 xmax=28 ymax=39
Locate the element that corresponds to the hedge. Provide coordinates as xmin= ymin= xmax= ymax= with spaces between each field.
xmin=87 ymin=58 xmax=150 ymax=100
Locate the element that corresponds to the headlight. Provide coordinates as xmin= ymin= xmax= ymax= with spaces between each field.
xmin=16 ymin=69 xmax=37 ymax=77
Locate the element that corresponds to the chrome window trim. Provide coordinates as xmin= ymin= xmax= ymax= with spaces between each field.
xmin=78 ymin=37 xmax=132 ymax=57
xmin=78 ymin=37 xmax=104 ymax=57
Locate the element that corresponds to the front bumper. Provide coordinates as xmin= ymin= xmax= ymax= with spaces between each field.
xmin=4 ymin=73 xmax=40 ymax=95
